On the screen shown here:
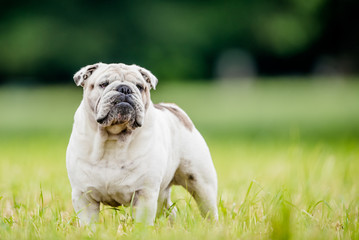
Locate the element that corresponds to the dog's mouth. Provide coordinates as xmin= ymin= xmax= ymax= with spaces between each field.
xmin=96 ymin=100 xmax=136 ymax=126
xmin=95 ymin=93 xmax=143 ymax=130
xmin=96 ymin=102 xmax=133 ymax=124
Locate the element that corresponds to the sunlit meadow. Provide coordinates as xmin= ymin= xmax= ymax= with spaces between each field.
xmin=0 ymin=79 xmax=358 ymax=239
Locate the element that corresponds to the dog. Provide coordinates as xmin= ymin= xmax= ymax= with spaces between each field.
xmin=66 ymin=63 xmax=218 ymax=226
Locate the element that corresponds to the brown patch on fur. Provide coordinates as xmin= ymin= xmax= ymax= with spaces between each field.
xmin=154 ymin=103 xmax=193 ymax=131
xmin=74 ymin=63 xmax=99 ymax=87
xmin=83 ymin=65 xmax=99 ymax=81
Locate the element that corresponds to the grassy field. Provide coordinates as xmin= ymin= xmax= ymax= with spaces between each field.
xmin=0 ymin=79 xmax=358 ymax=239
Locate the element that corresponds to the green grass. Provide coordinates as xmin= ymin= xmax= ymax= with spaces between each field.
xmin=0 ymin=78 xmax=359 ymax=239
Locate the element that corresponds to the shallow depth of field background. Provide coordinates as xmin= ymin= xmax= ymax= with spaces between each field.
xmin=1 ymin=0 xmax=359 ymax=239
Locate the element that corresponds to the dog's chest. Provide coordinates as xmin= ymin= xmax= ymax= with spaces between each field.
xmin=80 ymin=140 xmax=143 ymax=206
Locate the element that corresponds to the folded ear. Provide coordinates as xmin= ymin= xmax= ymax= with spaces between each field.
xmin=136 ymin=65 xmax=158 ymax=90
xmin=73 ymin=63 xmax=101 ymax=87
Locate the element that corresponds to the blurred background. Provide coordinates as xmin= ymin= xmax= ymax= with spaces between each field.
xmin=0 ymin=0 xmax=359 ymax=84
xmin=1 ymin=3 xmax=359 ymax=236
xmin=1 ymin=0 xmax=359 ymax=146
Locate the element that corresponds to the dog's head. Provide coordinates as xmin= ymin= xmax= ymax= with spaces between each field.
xmin=74 ymin=63 xmax=158 ymax=134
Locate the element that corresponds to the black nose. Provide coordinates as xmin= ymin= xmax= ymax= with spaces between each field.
xmin=117 ymin=85 xmax=132 ymax=95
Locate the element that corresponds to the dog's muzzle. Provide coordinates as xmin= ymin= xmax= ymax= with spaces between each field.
xmin=96 ymin=84 xmax=141 ymax=127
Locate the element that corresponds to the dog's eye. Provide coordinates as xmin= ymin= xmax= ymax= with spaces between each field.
xmin=99 ymin=82 xmax=109 ymax=89
xmin=136 ymin=84 xmax=144 ymax=91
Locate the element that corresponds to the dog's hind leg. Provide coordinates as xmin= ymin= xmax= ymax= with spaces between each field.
xmin=174 ymin=160 xmax=218 ymax=220
xmin=186 ymin=175 xmax=218 ymax=220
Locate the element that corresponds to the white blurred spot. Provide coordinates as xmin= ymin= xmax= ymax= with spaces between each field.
xmin=214 ymin=49 xmax=257 ymax=81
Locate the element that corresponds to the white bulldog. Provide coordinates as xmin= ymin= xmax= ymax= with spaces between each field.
xmin=66 ymin=63 xmax=218 ymax=226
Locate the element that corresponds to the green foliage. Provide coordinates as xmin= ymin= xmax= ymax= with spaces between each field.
xmin=0 ymin=79 xmax=359 ymax=239
xmin=0 ymin=0 xmax=329 ymax=80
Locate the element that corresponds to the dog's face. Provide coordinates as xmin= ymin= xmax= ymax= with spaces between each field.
xmin=73 ymin=63 xmax=158 ymax=133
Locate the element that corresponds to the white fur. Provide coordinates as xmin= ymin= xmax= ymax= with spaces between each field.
xmin=66 ymin=63 xmax=218 ymax=226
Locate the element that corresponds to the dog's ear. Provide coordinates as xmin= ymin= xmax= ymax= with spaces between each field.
xmin=136 ymin=66 xmax=158 ymax=90
xmin=73 ymin=63 xmax=101 ymax=87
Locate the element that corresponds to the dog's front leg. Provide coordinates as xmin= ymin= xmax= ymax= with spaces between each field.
xmin=72 ymin=190 xmax=100 ymax=227
xmin=133 ymin=188 xmax=159 ymax=225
